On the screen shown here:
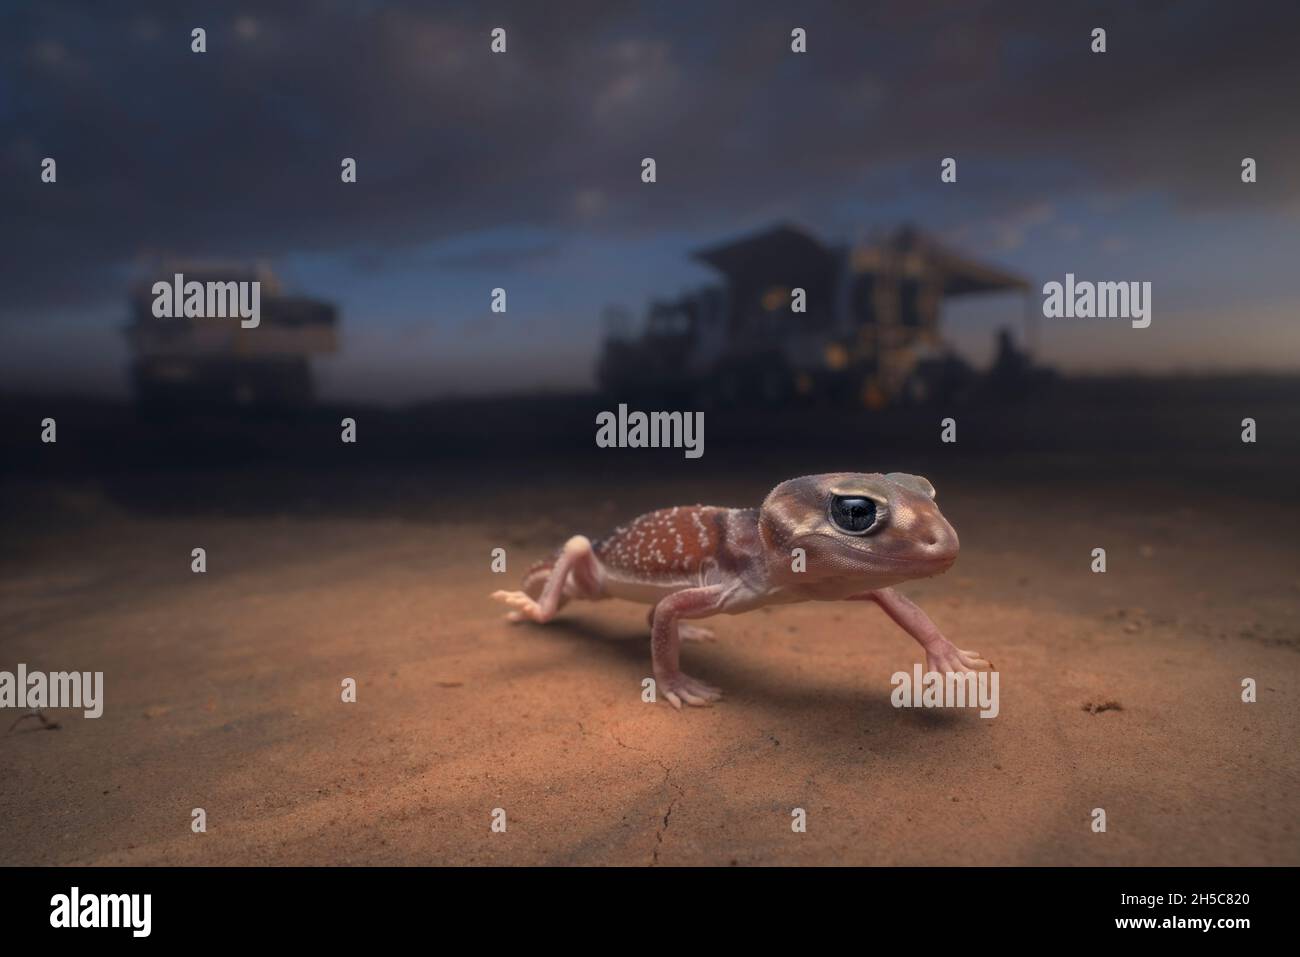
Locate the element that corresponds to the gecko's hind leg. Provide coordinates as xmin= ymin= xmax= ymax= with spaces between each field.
xmin=492 ymin=535 xmax=600 ymax=624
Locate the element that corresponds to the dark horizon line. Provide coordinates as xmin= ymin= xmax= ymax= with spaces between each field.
xmin=5 ymin=368 xmax=1300 ymax=409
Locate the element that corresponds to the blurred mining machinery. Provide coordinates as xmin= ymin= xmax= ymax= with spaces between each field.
xmin=598 ymin=223 xmax=1046 ymax=409
xmin=126 ymin=261 xmax=338 ymax=412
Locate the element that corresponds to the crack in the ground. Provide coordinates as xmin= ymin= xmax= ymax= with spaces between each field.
xmin=609 ymin=729 xmax=647 ymax=753
xmin=652 ymin=793 xmax=679 ymax=865
xmin=651 ymin=774 xmax=685 ymax=865
xmin=611 ymin=733 xmax=686 ymax=868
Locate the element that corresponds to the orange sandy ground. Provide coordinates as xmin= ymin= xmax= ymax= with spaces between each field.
xmin=2 ymin=472 xmax=1297 ymax=866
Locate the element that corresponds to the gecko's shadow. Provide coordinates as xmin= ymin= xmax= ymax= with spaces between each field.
xmin=507 ymin=615 xmax=969 ymax=746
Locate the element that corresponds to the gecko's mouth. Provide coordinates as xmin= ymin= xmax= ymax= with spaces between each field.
xmin=803 ymin=532 xmax=959 ymax=574
xmin=867 ymin=551 xmax=958 ymax=576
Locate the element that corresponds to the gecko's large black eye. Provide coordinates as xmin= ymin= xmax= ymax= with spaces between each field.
xmin=829 ymin=496 xmax=880 ymax=535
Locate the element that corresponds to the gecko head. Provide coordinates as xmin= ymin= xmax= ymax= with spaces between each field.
xmin=759 ymin=472 xmax=959 ymax=588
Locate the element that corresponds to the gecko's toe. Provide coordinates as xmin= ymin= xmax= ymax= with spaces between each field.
xmin=926 ymin=640 xmax=993 ymax=675
xmin=659 ymin=672 xmax=723 ymax=708
xmin=676 ymin=687 xmax=708 ymax=706
xmin=956 ymin=648 xmax=992 ymax=671
xmin=492 ymin=590 xmax=545 ymax=622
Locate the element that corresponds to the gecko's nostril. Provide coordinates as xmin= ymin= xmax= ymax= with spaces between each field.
xmin=923 ymin=521 xmax=959 ymax=562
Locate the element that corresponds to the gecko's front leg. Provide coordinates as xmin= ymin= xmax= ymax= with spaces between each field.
xmin=650 ymin=585 xmax=727 ymax=709
xmin=645 ymin=607 xmax=714 ymax=642
xmin=851 ymin=587 xmax=992 ymax=674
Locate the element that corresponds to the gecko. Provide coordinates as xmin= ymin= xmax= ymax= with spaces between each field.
xmin=491 ymin=472 xmax=990 ymax=709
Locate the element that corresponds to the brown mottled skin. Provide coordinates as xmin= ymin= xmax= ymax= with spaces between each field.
xmin=492 ymin=473 xmax=991 ymax=709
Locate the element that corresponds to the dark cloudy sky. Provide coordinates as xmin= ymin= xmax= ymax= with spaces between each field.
xmin=3 ymin=0 xmax=1299 ymax=401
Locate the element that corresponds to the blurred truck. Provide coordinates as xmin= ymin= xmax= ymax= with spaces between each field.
xmin=125 ymin=261 xmax=338 ymax=411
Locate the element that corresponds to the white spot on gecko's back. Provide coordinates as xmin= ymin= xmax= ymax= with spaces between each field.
xmin=595 ymin=506 xmax=722 ymax=577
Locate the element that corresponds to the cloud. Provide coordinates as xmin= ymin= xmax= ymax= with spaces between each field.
xmin=989 ymin=201 xmax=1056 ymax=251
xmin=1 ymin=0 xmax=1298 ymax=329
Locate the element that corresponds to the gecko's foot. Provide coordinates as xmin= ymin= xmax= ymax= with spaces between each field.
xmin=678 ymin=624 xmax=715 ymax=643
xmin=491 ymin=590 xmax=547 ymax=623
xmin=657 ymin=671 xmax=723 ymax=709
xmin=925 ymin=639 xmax=993 ymax=675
